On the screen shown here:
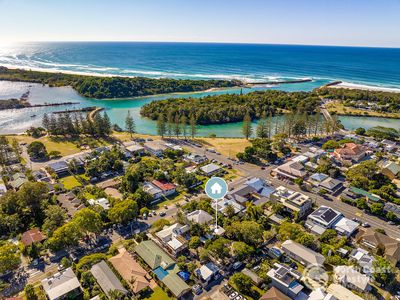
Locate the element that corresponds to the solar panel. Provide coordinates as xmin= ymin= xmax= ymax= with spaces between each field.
xmin=321 ymin=208 xmax=339 ymax=223
xmin=276 ymin=266 xmax=289 ymax=278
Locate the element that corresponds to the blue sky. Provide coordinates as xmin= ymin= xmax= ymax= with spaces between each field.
xmin=0 ymin=0 xmax=399 ymax=47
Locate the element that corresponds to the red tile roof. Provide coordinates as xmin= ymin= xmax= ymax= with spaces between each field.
xmin=334 ymin=143 xmax=365 ymax=156
xmin=152 ymin=180 xmax=176 ymax=191
xmin=21 ymin=228 xmax=45 ymax=246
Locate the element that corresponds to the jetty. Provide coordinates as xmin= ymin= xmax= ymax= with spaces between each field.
xmin=88 ymin=107 xmax=104 ymax=122
xmin=245 ymin=78 xmax=312 ymax=86
xmin=52 ymin=106 xmax=97 ymax=114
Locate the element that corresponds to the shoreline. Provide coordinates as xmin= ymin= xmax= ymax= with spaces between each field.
xmin=326 ymin=81 xmax=400 ymax=93
xmin=2 ymin=65 xmax=400 ymax=94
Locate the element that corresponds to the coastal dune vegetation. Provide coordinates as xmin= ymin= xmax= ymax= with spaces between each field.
xmin=0 ymin=66 xmax=240 ymax=99
xmin=320 ymin=87 xmax=400 ymax=117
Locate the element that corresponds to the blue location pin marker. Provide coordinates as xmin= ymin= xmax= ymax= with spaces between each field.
xmin=205 ymin=177 xmax=228 ymax=200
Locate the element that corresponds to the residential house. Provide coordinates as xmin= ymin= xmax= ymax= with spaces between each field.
xmin=228 ymin=177 xmax=275 ymax=206
xmin=212 ymin=198 xmax=245 ymax=216
xmin=305 ymin=288 xmax=337 ymax=300
xmin=90 ymin=260 xmax=128 ymax=298
xmin=267 ymin=263 xmax=304 ymax=298
xmin=381 ymin=139 xmax=397 ymax=152
xmin=64 ymin=156 xmax=85 ymax=171
xmin=242 ymin=268 xmax=263 ymax=286
xmin=143 ymin=182 xmax=163 ymax=201
xmin=306 ymin=205 xmax=343 ymax=232
xmin=195 ymin=262 xmax=219 ymax=285
xmin=292 ymin=155 xmax=309 ymax=164
xmin=334 ymin=143 xmax=366 ymax=163
xmin=32 ymin=170 xmax=51 ymax=183
xmin=281 ymin=240 xmax=325 ymax=266
xmin=184 ymin=153 xmax=207 ymax=165
xmin=134 ymin=240 xmax=190 ymax=299
xmin=9 ymin=172 xmax=27 ymax=190
xmin=308 ymin=173 xmax=343 ymax=194
xmin=109 ymin=248 xmax=154 ymax=295
xmin=21 ymin=228 xmax=46 ymax=247
xmin=334 ymin=266 xmax=371 ymax=293
xmin=200 ymin=163 xmax=221 ymax=176
xmin=155 ymin=223 xmax=190 ymax=256
xmin=349 ymin=248 xmax=374 ymax=275
xmin=260 ymin=287 xmax=291 ymax=300
xmin=186 ymin=210 xmax=213 ymax=225
xmin=356 ymin=228 xmax=400 ymax=266
xmin=143 ymin=141 xmax=167 ymax=157
xmin=384 ymin=202 xmax=400 ymax=220
xmin=88 ymin=198 xmax=110 ymax=210
xmin=124 ymin=143 xmax=145 ymax=156
xmin=270 ymin=186 xmax=312 ymax=219
xmin=47 ymin=161 xmax=69 ymax=177
xmin=41 ymin=268 xmax=82 ymax=300
xmin=151 ymin=180 xmax=176 ymax=197
xmin=379 ymin=160 xmax=400 ymax=180
xmin=333 ymin=217 xmax=359 ymax=237
xmin=306 ymin=206 xmax=358 ymax=237
xmin=342 ymin=186 xmax=381 ymax=203
xmin=274 ymin=161 xmax=307 ymax=180
xmin=327 ymin=284 xmax=364 ymax=300
xmin=318 ymin=177 xmax=343 ymax=194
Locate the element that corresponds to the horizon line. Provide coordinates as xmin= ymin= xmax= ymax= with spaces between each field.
xmin=3 ymin=40 xmax=400 ymax=50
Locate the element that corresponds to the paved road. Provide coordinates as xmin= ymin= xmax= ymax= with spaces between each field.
xmin=177 ymin=140 xmax=400 ymax=240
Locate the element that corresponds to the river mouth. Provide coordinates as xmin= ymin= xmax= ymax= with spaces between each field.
xmin=0 ymin=80 xmax=399 ymax=137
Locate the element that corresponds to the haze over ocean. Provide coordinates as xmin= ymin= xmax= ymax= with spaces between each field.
xmin=1 ymin=42 xmax=400 ymax=89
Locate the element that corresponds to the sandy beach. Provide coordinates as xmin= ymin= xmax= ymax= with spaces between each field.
xmin=329 ymin=81 xmax=400 ymax=93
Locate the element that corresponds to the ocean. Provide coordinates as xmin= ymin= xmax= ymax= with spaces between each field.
xmin=1 ymin=42 xmax=400 ymax=88
xmin=0 ymin=42 xmax=399 ymax=136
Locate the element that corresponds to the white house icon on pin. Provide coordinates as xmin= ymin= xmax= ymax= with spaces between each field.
xmin=211 ymin=182 xmax=222 ymax=194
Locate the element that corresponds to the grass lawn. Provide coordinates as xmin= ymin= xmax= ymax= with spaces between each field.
xmin=113 ymin=132 xmax=250 ymax=157
xmin=325 ymin=100 xmax=400 ymax=118
xmin=7 ymin=134 xmax=114 ymax=156
xmin=8 ymin=135 xmax=81 ymax=156
xmin=197 ymin=137 xmax=250 ymax=158
xmin=142 ymin=287 xmax=172 ymax=300
xmin=83 ymin=191 xmax=95 ymax=200
xmin=60 ymin=175 xmax=82 ymax=190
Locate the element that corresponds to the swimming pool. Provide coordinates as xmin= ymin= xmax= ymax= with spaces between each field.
xmin=153 ymin=266 xmax=169 ymax=280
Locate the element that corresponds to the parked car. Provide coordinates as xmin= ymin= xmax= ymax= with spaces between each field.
xmin=159 ymin=212 xmax=166 ymax=217
xmin=70 ymin=253 xmax=78 ymax=263
xmin=192 ymin=284 xmax=202 ymax=295
xmin=232 ymin=261 xmax=243 ymax=270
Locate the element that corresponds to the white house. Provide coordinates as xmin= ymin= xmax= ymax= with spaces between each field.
xmin=200 ymin=163 xmax=221 ymax=176
xmin=88 ymin=198 xmax=110 ymax=210
xmin=42 ymin=268 xmax=82 ymax=300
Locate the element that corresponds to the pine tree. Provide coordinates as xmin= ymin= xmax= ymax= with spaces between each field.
xmin=180 ymin=115 xmax=188 ymax=139
xmin=174 ymin=114 xmax=181 ymax=138
xmin=125 ymin=110 xmax=135 ymax=137
xmin=103 ymin=112 xmax=111 ymax=135
xmin=42 ymin=113 xmax=50 ymax=131
xmin=157 ymin=113 xmax=166 ymax=138
xmin=256 ymin=111 xmax=268 ymax=138
xmin=167 ymin=110 xmax=174 ymax=137
xmin=93 ymin=113 xmax=103 ymax=136
xmin=242 ymin=111 xmax=253 ymax=139
xmin=189 ymin=114 xmax=197 ymax=139
xmin=49 ymin=115 xmax=57 ymax=135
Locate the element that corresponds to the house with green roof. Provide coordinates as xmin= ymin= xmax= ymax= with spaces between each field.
xmin=343 ymin=186 xmax=381 ymax=203
xmin=135 ymin=240 xmax=190 ymax=299
xmin=135 ymin=240 xmax=175 ymax=269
